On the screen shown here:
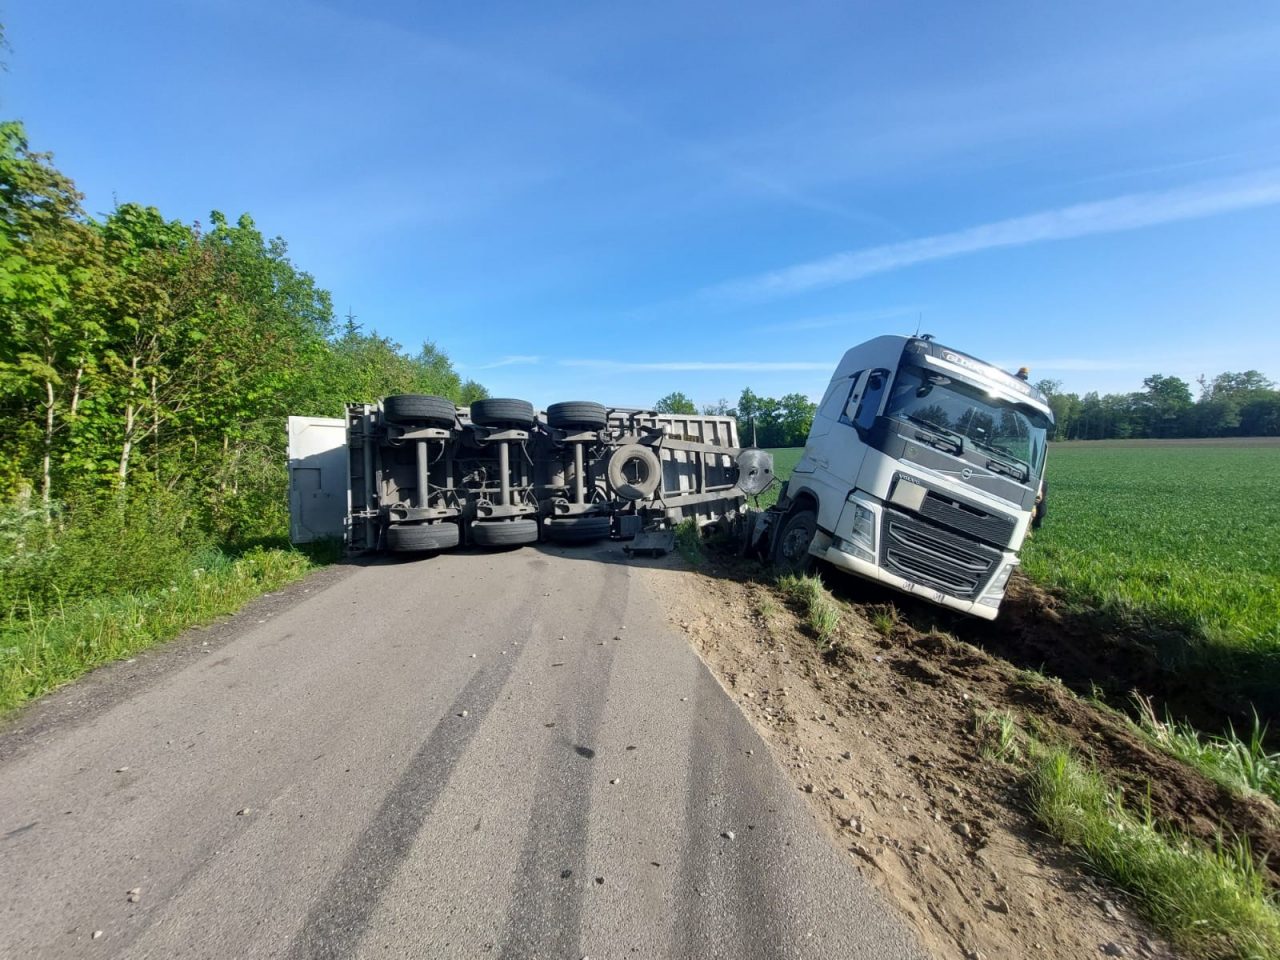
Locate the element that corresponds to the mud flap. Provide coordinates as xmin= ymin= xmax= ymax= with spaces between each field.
xmin=623 ymin=529 xmax=676 ymax=557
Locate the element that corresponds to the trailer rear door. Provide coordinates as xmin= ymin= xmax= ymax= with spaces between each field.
xmin=287 ymin=416 xmax=348 ymax=544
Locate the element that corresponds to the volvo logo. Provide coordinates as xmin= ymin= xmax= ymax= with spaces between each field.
xmin=961 ymin=467 xmax=973 ymax=480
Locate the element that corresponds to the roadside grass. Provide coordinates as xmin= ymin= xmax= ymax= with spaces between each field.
xmin=869 ymin=605 xmax=898 ymax=637
xmin=777 ymin=572 xmax=841 ymax=647
xmin=974 ymin=708 xmax=1023 ymax=763
xmin=1132 ymin=696 xmax=1280 ymax=807
xmin=0 ymin=493 xmax=326 ymax=716
xmin=973 ymin=711 xmax=1280 ymax=960
xmin=755 ymin=595 xmax=779 ymax=623
xmin=0 ymin=546 xmax=314 ymax=713
xmin=674 ymin=518 xmax=703 ymax=567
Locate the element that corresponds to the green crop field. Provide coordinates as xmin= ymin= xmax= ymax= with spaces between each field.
xmin=765 ymin=440 xmax=1280 ymax=667
xmin=1023 ymin=440 xmax=1280 ymax=656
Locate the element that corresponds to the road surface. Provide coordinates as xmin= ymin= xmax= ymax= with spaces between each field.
xmin=0 ymin=543 xmax=925 ymax=960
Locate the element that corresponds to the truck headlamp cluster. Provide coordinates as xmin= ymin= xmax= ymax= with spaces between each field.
xmin=979 ymin=563 xmax=1015 ymax=607
xmin=852 ymin=504 xmax=875 ymax=548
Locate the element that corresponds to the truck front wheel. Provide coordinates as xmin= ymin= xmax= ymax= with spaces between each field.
xmin=772 ymin=509 xmax=817 ymax=575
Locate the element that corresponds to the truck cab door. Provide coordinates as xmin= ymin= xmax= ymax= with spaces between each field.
xmin=795 ymin=373 xmax=860 ymax=475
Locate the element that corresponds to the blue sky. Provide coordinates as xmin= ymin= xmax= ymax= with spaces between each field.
xmin=4 ymin=1 xmax=1280 ymax=408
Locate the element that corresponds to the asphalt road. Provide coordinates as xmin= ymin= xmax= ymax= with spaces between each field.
xmin=0 ymin=543 xmax=925 ymax=960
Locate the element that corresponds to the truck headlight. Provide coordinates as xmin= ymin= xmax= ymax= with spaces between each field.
xmin=979 ymin=564 xmax=1014 ymax=606
xmin=850 ymin=504 xmax=875 ymax=550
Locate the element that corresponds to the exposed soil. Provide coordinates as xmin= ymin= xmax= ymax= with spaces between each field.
xmin=640 ymin=553 xmax=1280 ymax=960
xmin=976 ymin=576 xmax=1278 ymax=739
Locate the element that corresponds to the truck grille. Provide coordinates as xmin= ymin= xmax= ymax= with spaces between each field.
xmin=916 ymin=488 xmax=1016 ymax=548
xmin=878 ymin=508 xmax=1002 ymax=599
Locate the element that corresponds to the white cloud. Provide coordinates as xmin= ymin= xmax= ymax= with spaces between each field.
xmin=469 ymin=355 xmax=542 ymax=369
xmin=708 ymin=170 xmax=1280 ymax=300
xmin=559 ymin=359 xmax=832 ymax=372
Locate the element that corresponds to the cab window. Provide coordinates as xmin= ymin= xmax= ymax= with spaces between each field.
xmin=854 ymin=369 xmax=889 ymax=430
xmin=838 ymin=371 xmax=865 ymax=425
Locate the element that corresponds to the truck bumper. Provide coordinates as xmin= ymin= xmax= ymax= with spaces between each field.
xmin=818 ymin=544 xmax=1002 ymax=620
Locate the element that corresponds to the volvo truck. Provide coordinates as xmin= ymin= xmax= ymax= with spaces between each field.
xmin=753 ymin=335 xmax=1053 ymax=620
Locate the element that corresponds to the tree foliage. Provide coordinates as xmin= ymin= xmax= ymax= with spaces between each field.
xmin=655 ymin=391 xmax=697 ymax=414
xmin=0 ymin=122 xmax=483 ymax=541
xmin=1038 ymin=371 xmax=1279 ymax=441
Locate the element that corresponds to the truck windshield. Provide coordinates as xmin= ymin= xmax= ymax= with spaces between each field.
xmin=886 ymin=366 xmax=1048 ymax=479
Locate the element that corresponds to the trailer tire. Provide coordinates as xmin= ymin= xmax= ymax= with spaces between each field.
xmin=470 ymin=398 xmax=535 ymax=428
xmin=545 ymin=515 xmax=612 ymax=544
xmin=470 ymin=518 xmax=539 ymax=547
xmin=546 ymin=401 xmax=607 ymax=430
xmin=386 ymin=521 xmax=460 ymax=552
xmin=607 ymin=444 xmax=661 ymax=501
xmin=771 ymin=509 xmax=817 ymax=575
xmin=383 ymin=394 xmax=457 ymax=427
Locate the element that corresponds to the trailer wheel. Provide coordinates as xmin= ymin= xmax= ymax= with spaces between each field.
xmin=470 ymin=398 xmax=535 ymax=428
xmin=383 ymin=394 xmax=457 ymax=427
xmin=546 ymin=401 xmax=607 ymax=430
xmin=386 ymin=521 xmax=460 ymax=552
xmin=607 ymin=444 xmax=661 ymax=501
xmin=771 ymin=509 xmax=817 ymax=575
xmin=470 ymin=518 xmax=539 ymax=547
xmin=545 ymin=515 xmax=612 ymax=544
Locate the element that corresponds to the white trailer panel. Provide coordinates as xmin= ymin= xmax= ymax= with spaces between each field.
xmin=287 ymin=416 xmax=348 ymax=544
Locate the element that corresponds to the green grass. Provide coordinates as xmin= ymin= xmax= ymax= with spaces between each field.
xmin=976 ymin=708 xmax=1280 ymax=960
xmin=1133 ymin=695 xmax=1280 ymax=806
xmin=1029 ymin=745 xmax=1280 ymax=960
xmin=974 ymin=708 xmax=1024 ymax=763
xmin=0 ymin=546 xmax=315 ymax=713
xmin=1024 ymin=442 xmax=1280 ymax=662
xmin=777 ymin=572 xmax=841 ymax=647
xmin=674 ymin=517 xmax=703 ymax=567
xmin=0 ymin=493 xmax=326 ymax=715
xmin=1024 ymin=442 xmax=1280 ymax=717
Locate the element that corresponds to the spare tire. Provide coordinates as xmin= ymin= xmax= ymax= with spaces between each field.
xmin=386 ymin=521 xmax=460 ymax=552
xmin=545 ymin=515 xmax=612 ymax=544
xmin=607 ymin=444 xmax=661 ymax=501
xmin=471 ymin=398 xmax=535 ymax=428
xmin=384 ymin=394 xmax=457 ymax=427
xmin=547 ymin=401 xmax=607 ymax=430
xmin=470 ymin=518 xmax=539 ymax=547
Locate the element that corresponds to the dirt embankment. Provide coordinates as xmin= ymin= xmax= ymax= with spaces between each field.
xmin=980 ymin=576 xmax=1277 ymax=740
xmin=640 ymin=556 xmax=1280 ymax=960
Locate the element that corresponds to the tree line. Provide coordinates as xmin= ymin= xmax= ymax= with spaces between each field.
xmin=0 ymin=121 xmax=485 ymax=543
xmin=656 ymin=389 xmax=817 ymax=447
xmin=1035 ymin=372 xmax=1280 ymax=441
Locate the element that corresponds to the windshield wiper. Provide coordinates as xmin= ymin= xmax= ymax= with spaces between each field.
xmin=902 ymin=414 xmax=964 ymax=454
xmin=968 ymin=439 xmax=1030 ymax=481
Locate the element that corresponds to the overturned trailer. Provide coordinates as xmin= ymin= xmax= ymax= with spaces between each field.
xmin=287 ymin=397 xmax=774 ymax=552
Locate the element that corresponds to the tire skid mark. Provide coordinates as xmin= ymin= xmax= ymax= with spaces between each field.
xmin=286 ymin=642 xmax=528 ymax=960
xmin=675 ymin=673 xmax=788 ymax=960
xmin=496 ymin=560 xmax=628 ymax=960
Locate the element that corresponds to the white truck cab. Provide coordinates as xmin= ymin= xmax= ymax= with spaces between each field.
xmin=768 ymin=335 xmax=1053 ymax=619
